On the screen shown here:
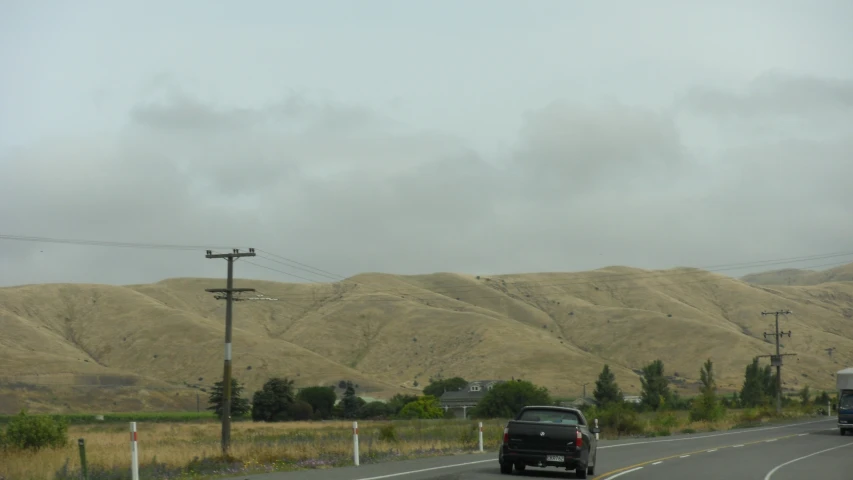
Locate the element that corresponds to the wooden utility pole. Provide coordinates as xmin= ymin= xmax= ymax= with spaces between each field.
xmin=205 ymin=248 xmax=256 ymax=455
xmin=760 ymin=310 xmax=795 ymax=413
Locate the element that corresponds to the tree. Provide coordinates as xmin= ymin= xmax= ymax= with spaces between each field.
xmin=762 ymin=366 xmax=777 ymax=403
xmin=288 ymin=400 xmax=314 ymax=421
xmin=474 ymin=380 xmax=552 ymax=418
xmin=593 ymin=365 xmax=623 ymax=406
xmin=740 ymin=358 xmax=765 ymax=408
xmin=640 ymin=360 xmax=671 ymax=411
xmin=399 ymin=395 xmax=445 ymax=419
xmin=341 ymin=382 xmax=361 ymax=418
xmin=359 ymin=401 xmax=391 ymax=419
xmin=740 ymin=358 xmax=777 ymax=407
xmin=3 ymin=410 xmax=68 ymax=451
xmin=387 ymin=393 xmax=419 ymax=414
xmin=689 ymin=359 xmax=725 ymax=422
xmin=296 ymin=386 xmax=337 ymax=419
xmin=423 ymin=377 xmax=468 ymax=398
xmin=816 ymin=390 xmax=830 ymax=406
xmin=251 ymin=377 xmax=296 ymax=422
xmin=208 ymin=378 xmax=251 ymax=420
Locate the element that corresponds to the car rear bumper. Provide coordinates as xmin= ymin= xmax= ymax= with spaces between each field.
xmin=500 ymin=446 xmax=583 ymax=468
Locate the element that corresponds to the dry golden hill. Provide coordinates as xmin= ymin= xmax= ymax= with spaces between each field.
xmin=1 ymin=264 xmax=852 ymax=414
xmin=741 ymin=262 xmax=853 ymax=286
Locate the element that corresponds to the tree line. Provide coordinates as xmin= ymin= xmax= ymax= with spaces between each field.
xmin=591 ymin=357 xmax=835 ymax=416
xmin=209 ymin=377 xmax=455 ymax=421
xmin=212 ymin=357 xmax=835 ymax=423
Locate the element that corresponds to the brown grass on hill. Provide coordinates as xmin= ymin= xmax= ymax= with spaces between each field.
xmin=742 ymin=262 xmax=853 ymax=286
xmin=1 ymin=263 xmax=852 ymax=413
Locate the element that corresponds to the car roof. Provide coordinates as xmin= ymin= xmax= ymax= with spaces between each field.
xmin=522 ymin=405 xmax=583 ymax=413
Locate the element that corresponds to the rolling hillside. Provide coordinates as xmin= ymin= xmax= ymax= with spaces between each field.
xmin=741 ymin=262 xmax=853 ymax=286
xmin=1 ymin=264 xmax=852 ymax=414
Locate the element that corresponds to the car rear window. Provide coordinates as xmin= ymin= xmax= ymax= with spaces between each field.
xmin=518 ymin=409 xmax=582 ymax=425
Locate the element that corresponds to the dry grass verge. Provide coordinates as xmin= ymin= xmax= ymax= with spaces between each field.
xmin=1 ymin=409 xmax=817 ymax=480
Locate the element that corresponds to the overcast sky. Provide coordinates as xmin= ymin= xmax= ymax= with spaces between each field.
xmin=1 ymin=0 xmax=852 ymax=287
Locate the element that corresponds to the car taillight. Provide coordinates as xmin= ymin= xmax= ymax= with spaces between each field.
xmin=575 ymin=429 xmax=583 ymax=448
xmin=503 ymin=427 xmax=509 ymax=444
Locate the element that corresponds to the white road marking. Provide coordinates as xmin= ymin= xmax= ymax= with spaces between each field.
xmin=763 ymin=442 xmax=853 ymax=480
xmin=603 ymin=466 xmax=644 ymax=479
xmin=798 ymin=433 xmax=809 ymax=437
xmin=765 ymin=439 xmax=777 ymax=442
xmin=598 ymin=419 xmax=830 ymax=449
xmin=680 ymin=455 xmax=690 ymax=458
xmin=652 ymin=461 xmax=663 ymax=465
xmin=351 ymin=419 xmax=830 ymax=480
xmin=353 ymin=459 xmax=494 ymax=480
xmin=707 ymin=449 xmax=717 ymax=452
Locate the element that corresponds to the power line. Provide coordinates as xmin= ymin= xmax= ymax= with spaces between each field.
xmin=0 ymin=234 xmax=242 ymax=251
xmin=243 ymin=249 xmax=853 ymax=298
xmin=233 ymin=257 xmax=853 ymax=303
xmin=2 ymin=232 xmax=851 ymax=300
xmin=0 ymin=232 xmax=342 ymax=284
xmin=256 ymin=249 xmax=347 ymax=280
xmin=242 ymin=258 xmax=331 ymax=283
xmin=255 ymin=254 xmax=344 ymax=281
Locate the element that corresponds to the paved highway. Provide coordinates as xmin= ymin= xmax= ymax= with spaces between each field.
xmin=227 ymin=418 xmax=849 ymax=480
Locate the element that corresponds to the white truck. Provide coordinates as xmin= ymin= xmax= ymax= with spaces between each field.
xmin=838 ymin=367 xmax=853 ymax=436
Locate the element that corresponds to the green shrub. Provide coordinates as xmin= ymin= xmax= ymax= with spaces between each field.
xmin=651 ymin=412 xmax=680 ymax=430
xmin=457 ymin=423 xmax=479 ymax=447
xmin=378 ymin=423 xmax=397 ymax=443
xmin=737 ymin=407 xmax=773 ymax=424
xmin=689 ymin=399 xmax=726 ymax=423
xmin=3 ymin=410 xmax=69 ymax=451
xmin=597 ymin=402 xmax=644 ymax=436
xmin=287 ymin=400 xmax=314 ymax=421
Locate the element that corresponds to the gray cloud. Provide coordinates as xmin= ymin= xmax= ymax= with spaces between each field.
xmin=680 ymin=72 xmax=853 ymax=119
xmin=1 ymin=71 xmax=852 ymax=287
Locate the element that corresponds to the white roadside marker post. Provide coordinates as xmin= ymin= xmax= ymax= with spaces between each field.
xmin=353 ymin=421 xmax=360 ymax=466
xmin=130 ymin=422 xmax=139 ymax=480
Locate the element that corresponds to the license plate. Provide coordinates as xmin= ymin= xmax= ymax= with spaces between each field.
xmin=546 ymin=455 xmax=565 ymax=462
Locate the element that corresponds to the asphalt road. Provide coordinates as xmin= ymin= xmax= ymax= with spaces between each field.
xmin=225 ymin=418 xmax=850 ymax=480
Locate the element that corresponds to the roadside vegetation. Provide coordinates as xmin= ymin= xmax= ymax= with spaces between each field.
xmin=1 ymin=359 xmax=833 ymax=480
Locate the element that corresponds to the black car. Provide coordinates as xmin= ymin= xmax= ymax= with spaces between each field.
xmin=498 ymin=405 xmax=600 ymax=478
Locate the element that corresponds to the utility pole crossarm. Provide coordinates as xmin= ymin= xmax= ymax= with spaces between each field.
xmin=206 ymin=248 xmax=256 ymax=259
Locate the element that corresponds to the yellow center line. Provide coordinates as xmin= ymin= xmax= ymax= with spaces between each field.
xmin=594 ymin=432 xmax=802 ymax=479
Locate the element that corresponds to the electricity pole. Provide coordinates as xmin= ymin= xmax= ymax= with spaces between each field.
xmin=760 ymin=310 xmax=795 ymax=413
xmin=205 ymin=248 xmax=256 ymax=455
